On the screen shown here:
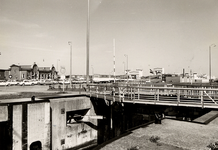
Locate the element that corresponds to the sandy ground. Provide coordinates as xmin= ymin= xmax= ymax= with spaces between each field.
xmin=99 ymin=118 xmax=218 ymax=150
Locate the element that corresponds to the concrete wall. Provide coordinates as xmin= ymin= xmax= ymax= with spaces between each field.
xmin=0 ymin=106 xmax=8 ymax=122
xmin=11 ymin=103 xmax=51 ymax=150
xmin=28 ymin=102 xmax=50 ymax=150
xmin=50 ymin=96 xmax=97 ymax=150
xmin=1 ymin=96 xmax=97 ymax=149
xmin=13 ymin=105 xmax=22 ymax=150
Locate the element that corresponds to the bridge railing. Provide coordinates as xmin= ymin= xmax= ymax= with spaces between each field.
xmin=88 ymin=84 xmax=218 ymax=108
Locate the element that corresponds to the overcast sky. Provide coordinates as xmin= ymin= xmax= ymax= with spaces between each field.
xmin=0 ymin=0 xmax=218 ymax=77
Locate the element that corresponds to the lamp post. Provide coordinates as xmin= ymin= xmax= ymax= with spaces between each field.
xmin=68 ymin=41 xmax=72 ymax=88
xmin=91 ymin=65 xmax=94 ymax=83
xmin=209 ymin=44 xmax=216 ymax=84
xmin=56 ymin=59 xmax=60 ymax=75
xmin=113 ymin=39 xmax=116 ymax=83
xmin=124 ymin=54 xmax=128 ymax=81
xmin=124 ymin=54 xmax=128 ymax=72
xmin=86 ymin=0 xmax=90 ymax=85
xmin=123 ymin=62 xmax=125 ymax=74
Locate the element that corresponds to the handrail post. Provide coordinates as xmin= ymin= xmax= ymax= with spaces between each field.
xmin=104 ymin=87 xmax=106 ymax=101
xmin=96 ymin=86 xmax=98 ymax=98
xmin=133 ymin=87 xmax=135 ymax=100
xmin=154 ymin=89 xmax=157 ymax=104
xmin=131 ymin=87 xmax=133 ymax=100
xmin=157 ymin=89 xmax=159 ymax=101
xmin=118 ymin=87 xmax=121 ymax=102
xmin=109 ymin=100 xmax=113 ymax=129
xmin=201 ymin=90 xmax=204 ymax=108
xmin=127 ymin=85 xmax=129 ymax=99
xmin=177 ymin=90 xmax=180 ymax=106
xmin=112 ymin=87 xmax=115 ymax=102
xmin=122 ymin=88 xmax=126 ymax=102
xmin=138 ymin=85 xmax=140 ymax=100
xmin=132 ymin=87 xmax=135 ymax=104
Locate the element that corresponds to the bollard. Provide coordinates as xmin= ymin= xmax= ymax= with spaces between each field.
xmin=31 ymin=96 xmax=35 ymax=102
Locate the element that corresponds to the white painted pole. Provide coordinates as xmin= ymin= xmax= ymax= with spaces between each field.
xmin=113 ymin=39 xmax=116 ymax=83
xmin=86 ymin=0 xmax=90 ymax=85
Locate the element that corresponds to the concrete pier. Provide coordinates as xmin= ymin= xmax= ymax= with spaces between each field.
xmin=0 ymin=95 xmax=97 ymax=150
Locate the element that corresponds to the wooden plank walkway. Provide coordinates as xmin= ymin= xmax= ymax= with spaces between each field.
xmin=192 ymin=110 xmax=218 ymax=124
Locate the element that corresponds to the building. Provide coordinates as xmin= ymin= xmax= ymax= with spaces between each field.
xmin=153 ymin=68 xmax=164 ymax=75
xmin=128 ymin=69 xmax=143 ymax=79
xmin=3 ymin=63 xmax=57 ymax=81
xmin=0 ymin=69 xmax=6 ymax=80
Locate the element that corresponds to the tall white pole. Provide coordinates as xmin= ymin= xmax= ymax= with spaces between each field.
xmin=68 ymin=41 xmax=72 ymax=88
xmin=86 ymin=0 xmax=90 ymax=85
xmin=113 ymin=39 xmax=116 ymax=83
xmin=209 ymin=46 xmax=211 ymax=83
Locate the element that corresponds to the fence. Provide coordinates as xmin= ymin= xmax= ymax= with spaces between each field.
xmin=88 ymin=84 xmax=218 ymax=109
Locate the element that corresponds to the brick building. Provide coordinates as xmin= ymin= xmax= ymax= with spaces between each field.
xmin=0 ymin=69 xmax=6 ymax=80
xmin=3 ymin=63 xmax=57 ymax=80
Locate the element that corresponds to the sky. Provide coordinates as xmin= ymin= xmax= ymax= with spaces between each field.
xmin=0 ymin=0 xmax=218 ymax=77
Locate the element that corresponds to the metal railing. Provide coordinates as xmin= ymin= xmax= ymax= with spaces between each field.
xmin=88 ymin=84 xmax=218 ymax=108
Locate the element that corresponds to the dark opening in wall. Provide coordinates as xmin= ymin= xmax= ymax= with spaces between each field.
xmin=30 ymin=141 xmax=42 ymax=150
xmin=66 ymin=108 xmax=90 ymax=124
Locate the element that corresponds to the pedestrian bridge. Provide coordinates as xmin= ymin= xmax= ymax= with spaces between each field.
xmin=88 ymin=84 xmax=218 ymax=109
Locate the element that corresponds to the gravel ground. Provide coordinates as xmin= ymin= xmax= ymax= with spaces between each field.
xmin=99 ymin=118 xmax=218 ymax=150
